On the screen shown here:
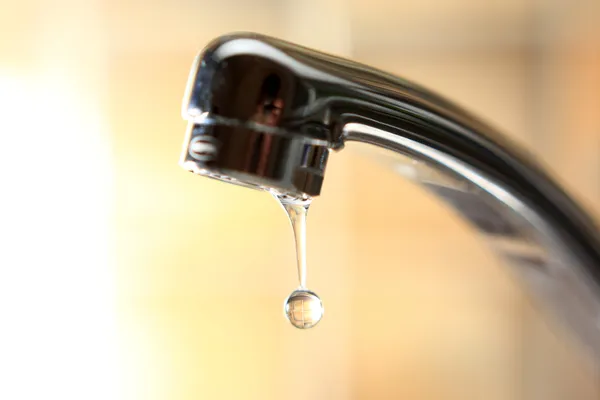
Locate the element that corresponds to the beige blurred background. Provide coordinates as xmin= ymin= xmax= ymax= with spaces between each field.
xmin=0 ymin=0 xmax=599 ymax=399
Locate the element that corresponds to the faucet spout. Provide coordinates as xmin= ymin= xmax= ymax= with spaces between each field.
xmin=180 ymin=33 xmax=600 ymax=356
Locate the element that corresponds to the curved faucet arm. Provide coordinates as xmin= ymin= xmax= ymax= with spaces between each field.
xmin=181 ymin=33 xmax=600 ymax=356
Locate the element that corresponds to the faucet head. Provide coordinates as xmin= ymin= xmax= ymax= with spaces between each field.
xmin=179 ymin=33 xmax=332 ymax=197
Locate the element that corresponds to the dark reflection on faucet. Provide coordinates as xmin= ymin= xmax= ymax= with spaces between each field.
xmin=249 ymin=74 xmax=284 ymax=175
xmin=252 ymin=74 xmax=284 ymax=127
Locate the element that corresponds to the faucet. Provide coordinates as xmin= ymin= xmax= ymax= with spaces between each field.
xmin=179 ymin=33 xmax=600 ymax=357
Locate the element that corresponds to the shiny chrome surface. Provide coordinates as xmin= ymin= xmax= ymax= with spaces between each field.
xmin=180 ymin=33 xmax=600 ymax=355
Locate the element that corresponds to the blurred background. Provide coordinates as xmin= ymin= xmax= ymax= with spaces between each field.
xmin=0 ymin=0 xmax=599 ymax=399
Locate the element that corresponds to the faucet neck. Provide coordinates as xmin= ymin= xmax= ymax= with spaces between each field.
xmin=181 ymin=33 xmax=600 ymax=356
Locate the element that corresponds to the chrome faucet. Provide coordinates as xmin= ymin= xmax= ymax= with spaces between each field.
xmin=180 ymin=33 xmax=600 ymax=357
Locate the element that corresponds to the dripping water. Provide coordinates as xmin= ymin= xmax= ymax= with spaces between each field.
xmin=273 ymin=192 xmax=324 ymax=329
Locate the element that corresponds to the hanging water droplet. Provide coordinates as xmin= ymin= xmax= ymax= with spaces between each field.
xmin=284 ymin=289 xmax=324 ymax=329
xmin=273 ymin=192 xmax=324 ymax=329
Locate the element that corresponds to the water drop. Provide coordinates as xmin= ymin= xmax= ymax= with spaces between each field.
xmin=284 ymin=289 xmax=324 ymax=329
xmin=274 ymin=192 xmax=324 ymax=329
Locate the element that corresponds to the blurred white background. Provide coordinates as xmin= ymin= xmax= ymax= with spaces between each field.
xmin=0 ymin=0 xmax=598 ymax=399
